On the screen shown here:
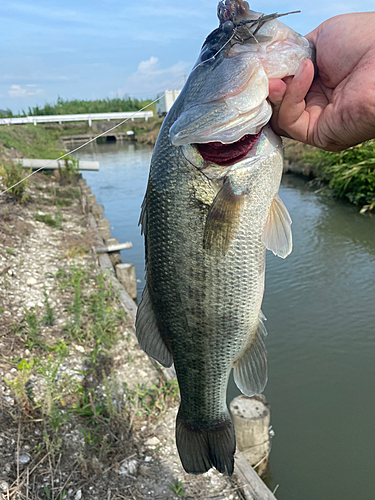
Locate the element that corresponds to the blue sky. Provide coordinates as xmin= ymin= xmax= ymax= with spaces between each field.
xmin=1 ymin=0 xmax=373 ymax=113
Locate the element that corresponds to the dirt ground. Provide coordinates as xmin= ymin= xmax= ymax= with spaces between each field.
xmin=0 ymin=170 xmax=245 ymax=500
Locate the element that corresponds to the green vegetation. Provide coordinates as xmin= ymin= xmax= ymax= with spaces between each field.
xmin=0 ymin=161 xmax=30 ymax=202
xmin=0 ymin=116 xmax=162 ymax=165
xmin=4 ymin=261 xmax=179 ymax=484
xmin=0 ymin=123 xmax=67 ymax=159
xmin=43 ymin=288 xmax=55 ymax=326
xmin=1 ymin=96 xmax=155 ymax=117
xmin=34 ymin=212 xmax=63 ymax=229
xmin=6 ymin=265 xmax=127 ymax=454
xmin=302 ymin=139 xmax=375 ymax=211
xmin=169 ymin=480 xmax=186 ymax=497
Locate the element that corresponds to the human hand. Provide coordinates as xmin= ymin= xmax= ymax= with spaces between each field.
xmin=268 ymin=13 xmax=375 ymax=151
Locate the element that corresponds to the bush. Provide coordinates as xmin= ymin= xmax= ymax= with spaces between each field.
xmin=0 ymin=161 xmax=30 ymax=202
xmin=307 ymin=140 xmax=375 ymax=211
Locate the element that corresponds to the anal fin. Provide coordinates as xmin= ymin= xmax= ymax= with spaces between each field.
xmin=233 ymin=312 xmax=268 ymax=396
xmin=135 ymin=285 xmax=173 ymax=368
xmin=262 ymin=194 xmax=292 ymax=258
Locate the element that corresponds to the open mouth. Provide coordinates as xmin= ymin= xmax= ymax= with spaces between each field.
xmin=194 ymin=131 xmax=261 ymax=166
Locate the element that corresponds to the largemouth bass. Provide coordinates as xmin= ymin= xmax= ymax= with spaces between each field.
xmin=136 ymin=0 xmax=314 ymax=476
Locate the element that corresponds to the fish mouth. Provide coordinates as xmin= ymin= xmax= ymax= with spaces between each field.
xmin=194 ymin=131 xmax=261 ymax=166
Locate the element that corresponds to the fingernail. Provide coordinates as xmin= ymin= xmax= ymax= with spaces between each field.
xmin=294 ymin=59 xmax=306 ymax=79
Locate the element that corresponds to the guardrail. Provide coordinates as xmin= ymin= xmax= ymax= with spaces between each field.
xmin=0 ymin=111 xmax=153 ymax=127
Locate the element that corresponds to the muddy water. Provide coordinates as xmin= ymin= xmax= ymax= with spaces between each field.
xmin=78 ymin=141 xmax=375 ymax=500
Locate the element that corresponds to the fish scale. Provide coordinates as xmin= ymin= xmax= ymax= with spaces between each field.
xmin=136 ymin=0 xmax=314 ymax=476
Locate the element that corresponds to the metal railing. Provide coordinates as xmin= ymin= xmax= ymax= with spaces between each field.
xmin=0 ymin=111 xmax=153 ymax=127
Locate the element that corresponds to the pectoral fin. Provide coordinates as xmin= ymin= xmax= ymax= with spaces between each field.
xmin=203 ymin=180 xmax=245 ymax=255
xmin=233 ymin=312 xmax=268 ymax=396
xmin=262 ymin=194 xmax=292 ymax=258
xmin=139 ymin=192 xmax=147 ymax=236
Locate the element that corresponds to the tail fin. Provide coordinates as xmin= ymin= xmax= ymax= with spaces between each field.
xmin=176 ymin=409 xmax=235 ymax=476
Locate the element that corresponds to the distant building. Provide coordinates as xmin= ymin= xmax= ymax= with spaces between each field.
xmin=156 ymin=90 xmax=181 ymax=117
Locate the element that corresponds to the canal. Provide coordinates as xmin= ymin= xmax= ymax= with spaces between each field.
xmin=77 ymin=140 xmax=375 ymax=500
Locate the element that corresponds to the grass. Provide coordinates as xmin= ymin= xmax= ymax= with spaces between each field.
xmin=169 ymin=480 xmax=186 ymax=497
xmin=0 ymin=160 xmax=31 ymax=202
xmin=0 ymin=117 xmax=163 ymax=167
xmin=4 ymin=265 xmax=134 ymax=469
xmin=43 ymin=288 xmax=55 ymax=326
xmin=34 ymin=212 xmax=63 ymax=230
xmin=300 ymin=139 xmax=375 ymax=211
xmin=0 ymin=123 xmax=67 ymax=159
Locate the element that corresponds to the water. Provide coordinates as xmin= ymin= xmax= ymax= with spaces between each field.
xmin=77 ymin=142 xmax=375 ymax=500
xmin=77 ymin=141 xmax=153 ymax=299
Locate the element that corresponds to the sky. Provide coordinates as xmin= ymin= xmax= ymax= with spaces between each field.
xmin=0 ymin=0 xmax=374 ymax=113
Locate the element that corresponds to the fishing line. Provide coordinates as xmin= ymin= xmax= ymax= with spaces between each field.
xmin=0 ymin=9 xmax=298 ymax=197
xmin=0 ymin=50 xmax=221 ymax=197
xmin=0 ymin=93 xmax=168 ymax=197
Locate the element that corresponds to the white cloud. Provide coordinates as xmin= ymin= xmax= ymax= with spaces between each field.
xmin=138 ymin=56 xmax=159 ymax=73
xmin=8 ymin=84 xmax=44 ymax=98
xmin=120 ymin=57 xmax=190 ymax=97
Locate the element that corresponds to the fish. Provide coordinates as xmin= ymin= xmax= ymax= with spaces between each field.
xmin=136 ymin=0 xmax=314 ymax=476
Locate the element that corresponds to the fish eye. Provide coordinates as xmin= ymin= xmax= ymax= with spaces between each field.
xmin=222 ymin=20 xmax=234 ymax=34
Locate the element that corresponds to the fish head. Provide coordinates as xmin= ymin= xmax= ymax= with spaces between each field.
xmin=169 ymin=1 xmax=314 ymax=169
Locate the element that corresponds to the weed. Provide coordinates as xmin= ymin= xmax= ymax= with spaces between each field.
xmin=49 ymin=339 xmax=69 ymax=357
xmin=34 ymin=212 xmax=63 ymax=230
xmin=6 ymin=248 xmax=15 ymax=255
xmin=169 ymin=480 xmax=186 ymax=497
xmin=0 ymin=161 xmax=30 ymax=202
xmin=65 ymin=266 xmax=86 ymax=338
xmin=22 ymin=307 xmax=48 ymax=350
xmin=4 ymin=358 xmax=34 ymax=408
xmin=58 ymin=157 xmax=80 ymax=185
xmin=43 ymin=287 xmax=55 ymax=325
xmin=305 ymin=139 xmax=375 ymax=210
xmin=79 ymin=426 xmax=102 ymax=447
xmin=126 ymin=379 xmax=179 ymax=419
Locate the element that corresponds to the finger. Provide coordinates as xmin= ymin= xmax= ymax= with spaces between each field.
xmin=276 ymin=59 xmax=315 ymax=143
xmin=268 ymin=79 xmax=287 ymax=106
xmin=268 ymin=79 xmax=290 ymax=137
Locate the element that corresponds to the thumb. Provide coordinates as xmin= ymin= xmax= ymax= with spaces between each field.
xmin=269 ymin=59 xmax=315 ymax=142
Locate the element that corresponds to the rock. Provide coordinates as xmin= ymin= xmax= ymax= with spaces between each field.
xmin=74 ymin=490 xmax=82 ymax=500
xmin=14 ymin=452 xmax=31 ymax=464
xmin=0 ymin=481 xmax=9 ymax=492
xmin=26 ymin=277 xmax=37 ymax=286
xmin=145 ymin=436 xmax=160 ymax=447
xmin=118 ymin=459 xmax=138 ymax=476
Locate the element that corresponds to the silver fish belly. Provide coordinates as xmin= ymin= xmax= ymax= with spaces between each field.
xmin=136 ymin=0 xmax=314 ymax=476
